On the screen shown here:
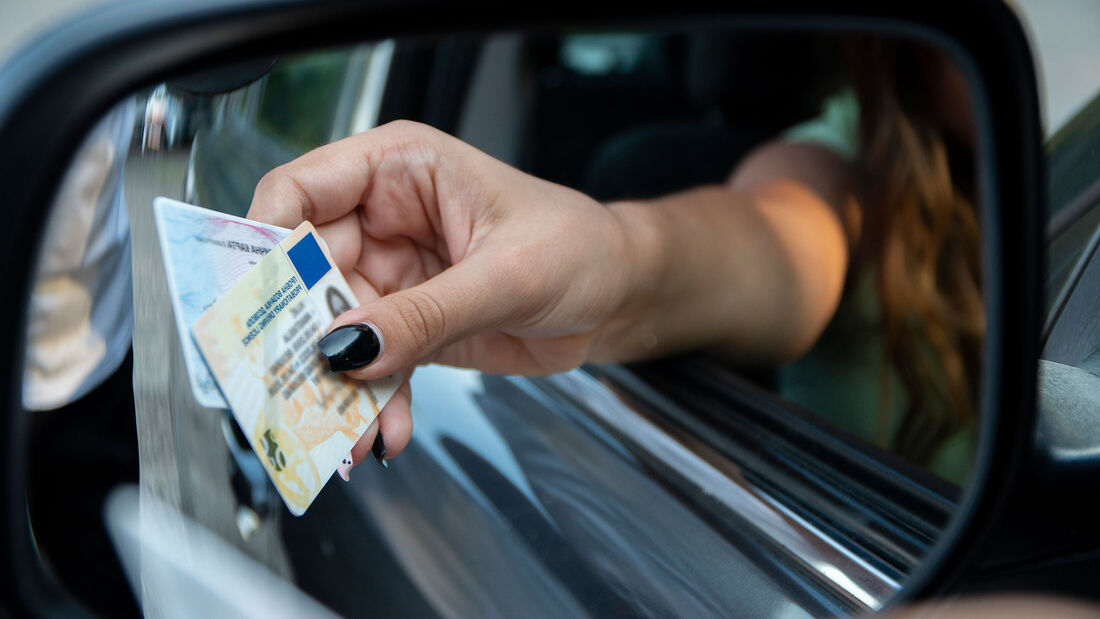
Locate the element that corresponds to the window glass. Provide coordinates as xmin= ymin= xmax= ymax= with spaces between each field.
xmin=255 ymin=50 xmax=353 ymax=153
xmin=1011 ymin=0 xmax=1100 ymax=314
xmin=1044 ymin=91 xmax=1100 ymax=315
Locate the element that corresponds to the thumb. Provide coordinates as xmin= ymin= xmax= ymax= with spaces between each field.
xmin=317 ymin=255 xmax=519 ymax=380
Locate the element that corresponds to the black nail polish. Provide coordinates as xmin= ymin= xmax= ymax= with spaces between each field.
xmin=372 ymin=433 xmax=388 ymax=468
xmin=318 ymin=323 xmax=382 ymax=372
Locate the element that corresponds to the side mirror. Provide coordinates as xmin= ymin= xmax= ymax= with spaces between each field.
xmin=0 ymin=1 xmax=1047 ymax=616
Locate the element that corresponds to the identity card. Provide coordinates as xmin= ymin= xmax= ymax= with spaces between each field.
xmin=192 ymin=221 xmax=400 ymax=515
xmin=153 ymin=197 xmax=290 ymax=409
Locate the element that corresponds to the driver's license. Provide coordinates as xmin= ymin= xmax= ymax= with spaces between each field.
xmin=192 ymin=220 xmax=400 ymax=515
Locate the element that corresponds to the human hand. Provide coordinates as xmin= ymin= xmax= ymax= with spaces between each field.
xmin=248 ymin=120 xmax=648 ymax=466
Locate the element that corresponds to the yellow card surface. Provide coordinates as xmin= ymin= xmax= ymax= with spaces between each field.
xmin=192 ymin=222 xmax=400 ymax=515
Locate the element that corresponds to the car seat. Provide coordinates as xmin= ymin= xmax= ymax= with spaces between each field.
xmin=583 ymin=30 xmax=843 ymax=202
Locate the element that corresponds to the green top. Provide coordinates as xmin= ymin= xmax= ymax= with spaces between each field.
xmin=782 ymin=89 xmax=860 ymax=160
xmin=777 ymin=91 xmax=974 ymax=486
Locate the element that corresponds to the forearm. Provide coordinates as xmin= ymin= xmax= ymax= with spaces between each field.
xmin=589 ymin=183 xmax=849 ymax=365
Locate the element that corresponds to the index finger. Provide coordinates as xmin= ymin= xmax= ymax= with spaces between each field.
xmin=247 ymin=132 xmax=377 ymax=228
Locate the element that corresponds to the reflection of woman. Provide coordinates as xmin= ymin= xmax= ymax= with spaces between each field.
xmin=249 ymin=38 xmax=980 ymax=483
xmin=778 ymin=39 xmax=982 ymax=483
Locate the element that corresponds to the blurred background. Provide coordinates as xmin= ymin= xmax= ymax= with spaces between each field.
xmin=4 ymin=0 xmax=1099 ymax=138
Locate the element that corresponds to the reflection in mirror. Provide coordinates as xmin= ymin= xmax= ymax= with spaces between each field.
xmin=22 ymin=24 xmax=982 ymax=618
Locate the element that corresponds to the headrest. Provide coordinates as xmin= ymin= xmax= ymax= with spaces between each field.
xmin=685 ymin=31 xmax=842 ymax=131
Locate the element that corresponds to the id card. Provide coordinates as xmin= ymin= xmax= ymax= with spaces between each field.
xmin=153 ymin=197 xmax=290 ymax=409
xmin=192 ymin=222 xmax=400 ymax=515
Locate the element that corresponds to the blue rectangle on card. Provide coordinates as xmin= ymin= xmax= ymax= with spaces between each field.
xmin=288 ymin=233 xmax=330 ymax=290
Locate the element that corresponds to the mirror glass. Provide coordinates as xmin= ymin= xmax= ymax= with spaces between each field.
xmin=21 ymin=23 xmax=983 ymax=618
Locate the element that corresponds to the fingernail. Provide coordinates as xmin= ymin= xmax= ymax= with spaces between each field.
xmin=337 ymin=452 xmax=353 ymax=481
xmin=372 ymin=433 xmax=388 ymax=469
xmin=318 ymin=322 xmax=382 ymax=372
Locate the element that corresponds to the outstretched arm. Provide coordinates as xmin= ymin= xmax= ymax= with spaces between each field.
xmin=591 ymin=139 xmax=856 ymax=365
xmin=248 ymin=121 xmax=856 ymax=462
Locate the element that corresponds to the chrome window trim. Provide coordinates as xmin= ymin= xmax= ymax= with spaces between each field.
xmin=539 ymin=369 xmax=901 ymax=611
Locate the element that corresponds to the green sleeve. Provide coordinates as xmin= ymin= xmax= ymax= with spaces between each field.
xmin=781 ymin=89 xmax=859 ymax=160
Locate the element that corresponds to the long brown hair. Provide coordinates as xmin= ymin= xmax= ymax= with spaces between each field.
xmin=848 ymin=38 xmax=984 ymax=467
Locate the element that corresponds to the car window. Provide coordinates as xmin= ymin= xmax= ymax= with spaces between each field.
xmin=1043 ymin=91 xmax=1100 ymax=320
xmin=1009 ymin=0 xmax=1100 ymax=321
xmin=24 ymin=24 xmax=989 ymax=619
xmin=181 ymin=44 xmax=387 ymax=216
xmin=509 ymin=29 xmax=982 ymax=484
xmin=1017 ymin=0 xmax=1100 ymax=385
xmin=1040 ymin=91 xmax=1100 ymax=426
